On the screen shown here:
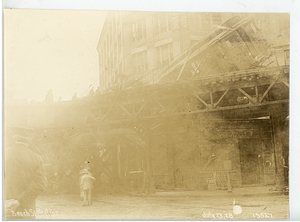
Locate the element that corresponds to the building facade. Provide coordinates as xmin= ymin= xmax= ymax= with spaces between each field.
xmin=96 ymin=11 xmax=234 ymax=91
xmin=96 ymin=12 xmax=289 ymax=91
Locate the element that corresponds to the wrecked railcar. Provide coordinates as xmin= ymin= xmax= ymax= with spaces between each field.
xmin=155 ymin=16 xmax=273 ymax=83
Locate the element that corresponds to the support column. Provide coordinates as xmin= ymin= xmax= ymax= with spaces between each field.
xmin=146 ymin=132 xmax=155 ymax=194
xmin=270 ymin=113 xmax=286 ymax=191
xmin=112 ymin=144 xmax=121 ymax=192
xmin=166 ymin=141 xmax=175 ymax=189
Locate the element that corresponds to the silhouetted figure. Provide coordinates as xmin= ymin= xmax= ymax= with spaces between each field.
xmin=95 ymin=86 xmax=100 ymax=94
xmin=72 ymin=93 xmax=79 ymax=100
xmin=89 ymin=87 xmax=95 ymax=96
xmin=5 ymin=135 xmax=46 ymax=219
xmin=57 ymin=96 xmax=62 ymax=102
xmin=44 ymin=89 xmax=54 ymax=103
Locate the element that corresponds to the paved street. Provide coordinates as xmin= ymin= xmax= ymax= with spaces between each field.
xmin=34 ymin=187 xmax=289 ymax=219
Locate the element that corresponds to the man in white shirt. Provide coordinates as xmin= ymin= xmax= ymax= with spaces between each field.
xmin=80 ymin=169 xmax=96 ymax=206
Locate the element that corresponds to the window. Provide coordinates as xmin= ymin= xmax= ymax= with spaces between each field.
xmin=225 ymin=33 xmax=241 ymax=48
xmin=110 ymin=25 xmax=113 ymax=43
xmin=118 ymin=34 xmax=122 ymax=54
xmin=112 ymin=20 xmax=115 ymax=39
xmin=116 ymin=13 xmax=120 ymax=29
xmin=104 ymin=41 xmax=107 ymax=56
xmin=100 ymin=49 xmax=104 ymax=65
xmin=157 ymin=13 xmax=172 ymax=33
xmin=132 ymin=19 xmax=146 ymax=42
xmin=212 ymin=13 xmax=222 ymax=26
xmin=110 ymin=56 xmax=113 ymax=73
xmin=133 ymin=51 xmax=148 ymax=75
xmin=189 ymin=13 xmax=200 ymax=30
xmin=156 ymin=43 xmax=174 ymax=67
xmin=201 ymin=13 xmax=212 ymax=29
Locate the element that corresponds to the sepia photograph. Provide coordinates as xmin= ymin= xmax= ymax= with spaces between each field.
xmin=3 ymin=1 xmax=295 ymax=220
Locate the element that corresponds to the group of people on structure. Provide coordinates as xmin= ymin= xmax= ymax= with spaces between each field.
xmin=43 ymin=85 xmax=101 ymax=102
xmin=89 ymin=86 xmax=100 ymax=97
xmin=44 ymin=89 xmax=63 ymax=102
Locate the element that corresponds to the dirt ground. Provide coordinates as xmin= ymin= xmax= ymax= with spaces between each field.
xmin=34 ymin=189 xmax=289 ymax=220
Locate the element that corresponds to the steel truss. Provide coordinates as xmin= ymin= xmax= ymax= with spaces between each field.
xmin=91 ymin=65 xmax=289 ymax=123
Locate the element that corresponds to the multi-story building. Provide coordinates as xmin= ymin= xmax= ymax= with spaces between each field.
xmin=96 ymin=12 xmax=289 ymax=91
xmin=96 ymin=11 xmax=233 ymax=91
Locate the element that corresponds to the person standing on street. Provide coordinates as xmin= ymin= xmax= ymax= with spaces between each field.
xmin=80 ymin=169 xmax=96 ymax=206
xmin=5 ymin=134 xmax=46 ymax=219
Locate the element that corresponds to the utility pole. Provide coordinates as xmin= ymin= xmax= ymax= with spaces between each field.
xmin=270 ymin=112 xmax=286 ymax=191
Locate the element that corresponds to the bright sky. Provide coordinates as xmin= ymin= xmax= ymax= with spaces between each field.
xmin=4 ymin=9 xmax=107 ymax=102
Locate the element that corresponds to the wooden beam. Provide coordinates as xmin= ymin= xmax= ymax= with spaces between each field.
xmin=282 ymin=79 xmax=289 ymax=88
xmin=119 ymin=104 xmax=131 ymax=117
xmin=237 ymin=88 xmax=256 ymax=104
xmin=155 ymin=100 xmax=165 ymax=111
xmin=176 ymin=59 xmax=188 ymax=81
xmin=214 ymin=88 xmax=230 ymax=108
xmin=190 ymin=58 xmax=204 ymax=78
xmin=191 ymin=66 xmax=287 ymax=81
xmin=193 ymin=93 xmax=211 ymax=109
xmin=100 ymin=99 xmax=288 ymax=123
xmin=101 ymin=106 xmax=113 ymax=121
xmin=156 ymin=58 xmax=187 ymax=83
xmin=136 ymin=91 xmax=158 ymax=117
xmin=260 ymin=75 xmax=281 ymax=103
xmin=174 ymin=99 xmax=289 ymax=115
xmin=136 ymin=101 xmax=148 ymax=117
xmin=152 ymin=74 xmax=287 ymax=103
xmin=172 ymin=96 xmax=186 ymax=113
xmin=255 ymin=85 xmax=259 ymax=103
xmin=210 ymin=90 xmax=214 ymax=107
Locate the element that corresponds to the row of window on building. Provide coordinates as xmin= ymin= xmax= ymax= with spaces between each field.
xmin=132 ymin=13 xmax=222 ymax=42
xmin=99 ymin=12 xmax=224 ymax=87
xmin=130 ymin=13 xmax=222 ymax=76
xmin=132 ymin=43 xmax=174 ymax=76
xmin=101 ymin=45 xmax=174 ymax=82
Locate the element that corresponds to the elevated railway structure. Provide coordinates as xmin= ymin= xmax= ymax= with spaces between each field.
xmin=83 ymin=61 xmax=289 ymax=192
xmin=91 ymin=65 xmax=288 ymax=123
